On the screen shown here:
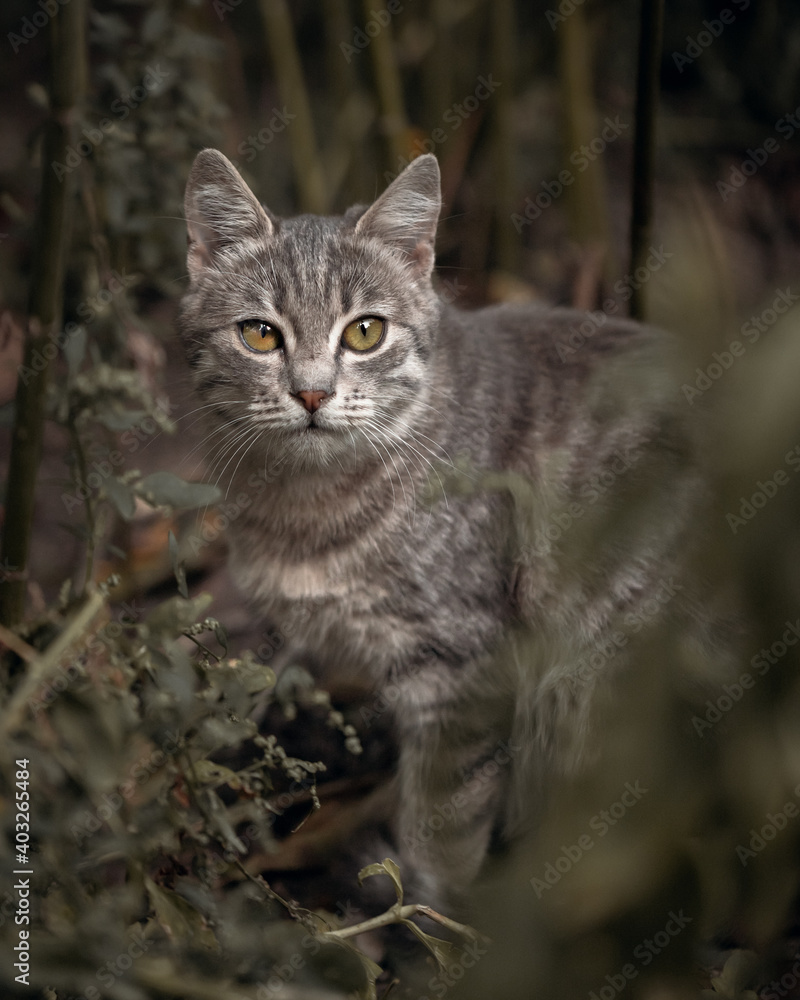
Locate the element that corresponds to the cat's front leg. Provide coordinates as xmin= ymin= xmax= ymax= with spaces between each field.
xmin=390 ymin=672 xmax=513 ymax=914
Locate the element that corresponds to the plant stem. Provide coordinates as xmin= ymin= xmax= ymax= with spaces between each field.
xmin=559 ymin=8 xmax=612 ymax=263
xmin=0 ymin=0 xmax=87 ymax=626
xmin=490 ymin=0 xmax=517 ymax=274
xmin=364 ymin=0 xmax=408 ymax=170
xmin=322 ymin=902 xmax=485 ymax=944
xmin=67 ymin=418 xmax=97 ymax=599
xmin=0 ymin=589 xmax=106 ymax=742
xmin=629 ymin=0 xmax=664 ymax=321
xmin=258 ymin=0 xmax=326 ymax=213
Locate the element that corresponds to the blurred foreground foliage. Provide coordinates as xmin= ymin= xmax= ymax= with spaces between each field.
xmin=0 ymin=583 xmax=396 ymax=1000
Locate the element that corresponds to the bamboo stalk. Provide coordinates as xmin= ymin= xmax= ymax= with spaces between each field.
xmin=629 ymin=0 xmax=664 ymax=321
xmin=490 ymin=0 xmax=517 ymax=274
xmin=559 ymin=9 xmax=612 ymax=265
xmin=0 ymin=0 xmax=87 ymax=627
xmin=363 ymin=0 xmax=409 ymax=171
xmin=422 ymin=0 xmax=453 ymax=135
xmin=322 ymin=0 xmax=373 ymax=205
xmin=258 ymin=0 xmax=326 ymax=213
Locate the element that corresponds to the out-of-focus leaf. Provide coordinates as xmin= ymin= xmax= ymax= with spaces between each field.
xmin=234 ymin=656 xmax=276 ymax=695
xmin=105 ymin=475 xmax=137 ymax=520
xmin=137 ymin=471 xmax=221 ymax=510
xmin=705 ymin=950 xmax=760 ymax=999
xmin=144 ymin=876 xmax=218 ymax=950
xmin=192 ymin=759 xmax=241 ymax=789
xmin=213 ymin=621 xmax=228 ymax=655
xmin=142 ymin=593 xmax=213 ymax=635
xmin=63 ymin=325 xmax=87 ymax=379
xmin=204 ymin=789 xmax=247 ymax=854
xmin=168 ymin=529 xmax=188 ymax=598
xmin=95 ymin=408 xmax=149 ymax=431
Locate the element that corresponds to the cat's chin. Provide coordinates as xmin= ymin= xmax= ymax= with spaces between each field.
xmin=260 ymin=423 xmax=393 ymax=478
xmin=271 ymin=425 xmax=359 ymax=474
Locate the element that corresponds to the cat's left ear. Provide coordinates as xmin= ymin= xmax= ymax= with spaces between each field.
xmin=184 ymin=149 xmax=274 ymax=279
xmin=355 ymin=154 xmax=441 ymax=280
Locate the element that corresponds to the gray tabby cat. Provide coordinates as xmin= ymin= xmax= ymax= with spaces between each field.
xmin=180 ymin=149 xmax=701 ymax=914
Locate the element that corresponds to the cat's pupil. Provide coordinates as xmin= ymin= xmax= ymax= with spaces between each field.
xmin=239 ymin=319 xmax=281 ymax=352
xmin=342 ymin=316 xmax=384 ymax=351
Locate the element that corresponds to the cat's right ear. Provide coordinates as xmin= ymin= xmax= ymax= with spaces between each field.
xmin=355 ymin=154 xmax=441 ymax=279
xmin=184 ymin=149 xmax=274 ymax=279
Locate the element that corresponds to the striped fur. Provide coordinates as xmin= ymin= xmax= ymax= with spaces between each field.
xmin=179 ymin=151 xmax=704 ymax=913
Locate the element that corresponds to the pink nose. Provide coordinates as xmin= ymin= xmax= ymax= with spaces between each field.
xmin=295 ymin=390 xmax=329 ymax=413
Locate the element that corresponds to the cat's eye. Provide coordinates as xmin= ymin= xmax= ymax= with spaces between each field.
xmin=342 ymin=317 xmax=385 ymax=353
xmin=239 ymin=319 xmax=282 ymax=353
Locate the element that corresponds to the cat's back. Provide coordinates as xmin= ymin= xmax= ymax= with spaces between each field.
xmin=435 ymin=298 xmax=687 ymax=478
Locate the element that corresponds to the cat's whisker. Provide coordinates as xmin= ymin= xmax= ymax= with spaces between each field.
xmin=358 ymin=426 xmax=398 ymax=513
xmin=177 ymin=399 xmax=246 ymax=422
xmin=377 ymin=412 xmax=455 ymax=477
xmin=183 ymin=414 xmax=255 ymax=475
xmin=176 ymin=399 xmax=249 ymax=437
xmin=387 ymin=432 xmax=447 ymax=516
xmin=361 ymin=419 xmax=418 ymax=525
xmin=197 ymin=421 xmax=256 ymax=484
xmin=222 ymin=429 xmax=262 ymax=499
xmin=217 ymin=428 xmax=254 ymax=500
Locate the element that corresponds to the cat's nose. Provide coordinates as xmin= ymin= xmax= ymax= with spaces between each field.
xmin=294 ymin=389 xmax=329 ymax=413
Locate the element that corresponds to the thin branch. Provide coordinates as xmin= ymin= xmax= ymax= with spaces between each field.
xmin=322 ymin=901 xmax=486 ymax=944
xmin=0 ymin=624 xmax=37 ymax=663
xmin=629 ymin=0 xmax=665 ymax=321
xmin=0 ymin=0 xmax=87 ymax=626
xmin=0 ymin=589 xmax=106 ymax=741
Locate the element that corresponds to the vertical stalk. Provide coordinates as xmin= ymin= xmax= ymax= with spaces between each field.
xmin=258 ymin=0 xmax=326 ymax=213
xmin=490 ymin=0 xmax=517 ymax=274
xmin=629 ymin=0 xmax=664 ymax=321
xmin=0 ymin=0 xmax=87 ymax=627
xmin=559 ymin=9 xmax=611 ymax=257
xmin=364 ymin=0 xmax=409 ymax=171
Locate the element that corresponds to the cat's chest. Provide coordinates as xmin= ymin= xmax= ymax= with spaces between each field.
xmin=228 ymin=487 xmax=509 ymax=675
xmin=231 ymin=538 xmax=387 ymax=606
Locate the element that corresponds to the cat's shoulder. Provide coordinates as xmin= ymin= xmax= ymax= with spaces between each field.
xmin=441 ymin=298 xmax=678 ymax=378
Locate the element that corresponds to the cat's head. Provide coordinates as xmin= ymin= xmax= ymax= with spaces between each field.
xmin=179 ymin=150 xmax=442 ymax=479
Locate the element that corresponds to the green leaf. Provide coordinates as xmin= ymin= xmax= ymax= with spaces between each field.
xmin=137 ymin=471 xmax=221 ymax=510
xmin=143 ymin=593 xmax=213 ymax=636
xmin=105 ymin=475 xmax=137 ymax=521
xmin=204 ymin=789 xmax=247 ymax=854
xmin=235 ymin=656 xmax=276 ymax=695
xmin=168 ymin=530 xmax=188 ymax=598
xmin=191 ymin=759 xmax=241 ymax=789
xmin=63 ymin=325 xmax=87 ymax=379
xmin=401 ymin=919 xmax=462 ymax=971
xmin=329 ymin=937 xmax=382 ymax=1000
xmin=95 ymin=407 xmax=149 ymax=431
xmin=144 ymin=876 xmax=218 ymax=950
xmin=213 ymin=621 xmax=228 ymax=655
xmin=357 ymin=858 xmax=403 ymax=906
xmin=707 ymin=950 xmax=759 ymax=998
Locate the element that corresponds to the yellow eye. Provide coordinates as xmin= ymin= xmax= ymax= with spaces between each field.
xmin=239 ymin=319 xmax=282 ymax=353
xmin=342 ymin=317 xmax=385 ymax=352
